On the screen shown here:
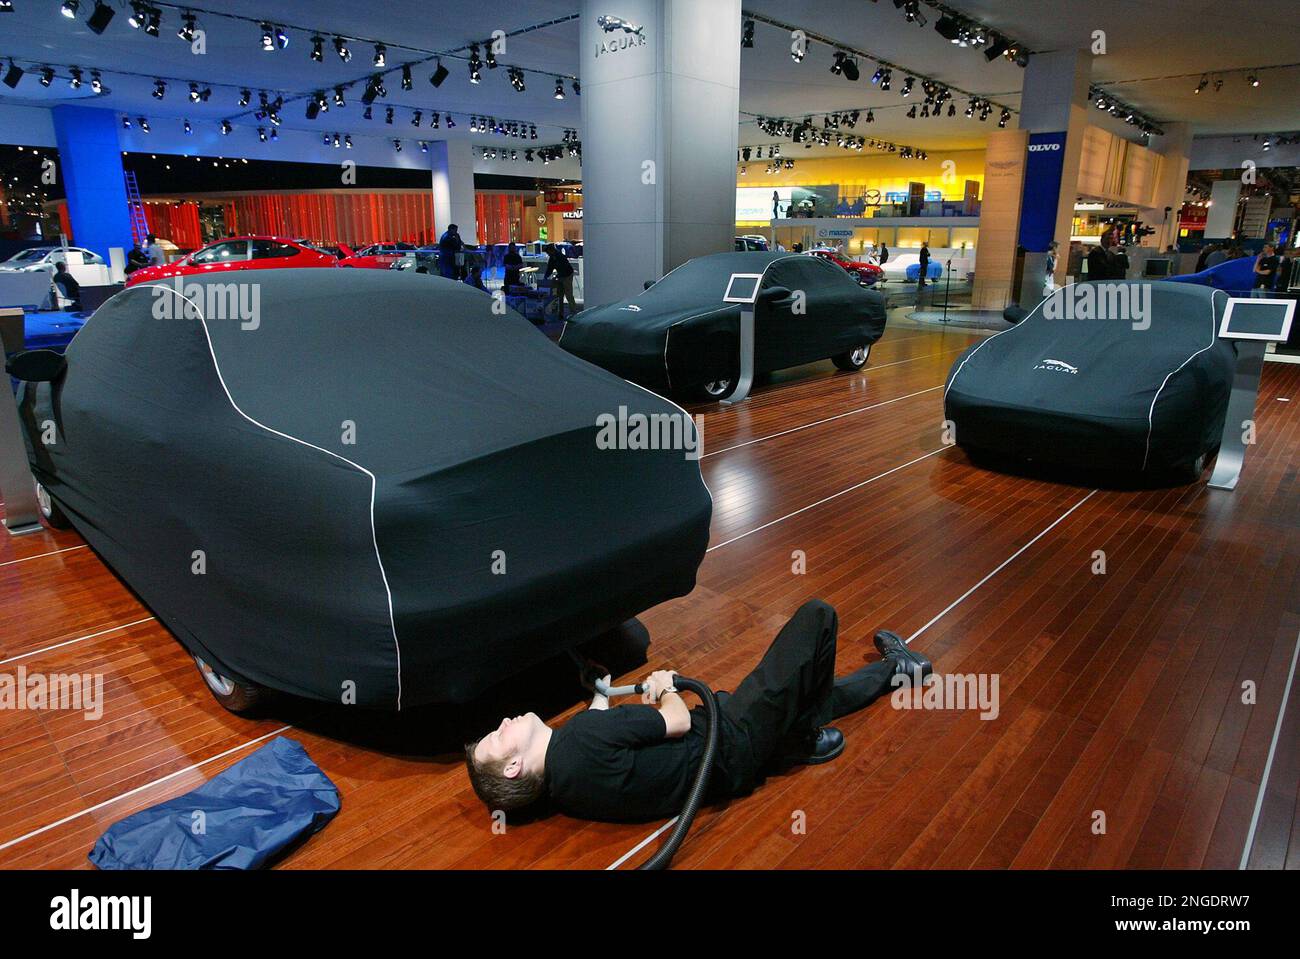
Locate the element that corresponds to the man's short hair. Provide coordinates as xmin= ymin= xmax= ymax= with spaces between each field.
xmin=464 ymin=740 xmax=545 ymax=812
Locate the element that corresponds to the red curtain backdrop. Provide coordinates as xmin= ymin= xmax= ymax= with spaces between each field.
xmin=141 ymin=201 xmax=203 ymax=250
xmin=475 ymin=193 xmax=529 ymax=245
xmin=223 ymin=192 xmax=436 ymax=247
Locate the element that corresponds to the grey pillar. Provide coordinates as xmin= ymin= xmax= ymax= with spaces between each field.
xmin=430 ymin=140 xmax=479 ymax=245
xmin=579 ymin=0 xmax=741 ymax=308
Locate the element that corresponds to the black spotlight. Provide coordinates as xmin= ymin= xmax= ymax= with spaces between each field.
xmin=144 ymin=7 xmax=161 ymax=36
xmin=401 ymin=64 xmax=412 ymax=90
xmin=842 ymin=56 xmax=860 ymax=81
xmin=334 ymin=36 xmax=351 ymax=62
xmin=87 ymin=0 xmax=116 ymax=34
xmin=39 ymin=67 xmax=54 ymax=87
xmin=430 ymin=59 xmax=449 ymax=87
xmin=935 ymin=15 xmax=961 ymax=41
xmin=984 ymin=34 xmax=1009 ymax=60
xmin=177 ymin=11 xmax=196 ymax=42
xmin=61 ymin=0 xmax=79 ymax=19
xmin=305 ymin=98 xmax=321 ymax=120
xmin=741 ymin=18 xmax=755 ymax=48
xmin=830 ymin=51 xmax=845 ymax=75
xmin=310 ymin=35 xmax=324 ymax=62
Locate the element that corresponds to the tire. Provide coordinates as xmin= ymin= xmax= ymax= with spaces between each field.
xmin=193 ymin=653 xmax=266 ymax=715
xmin=832 ymin=343 xmax=871 ymax=372
xmin=700 ymin=378 xmax=733 ymax=399
xmin=34 ymin=482 xmax=73 ymax=530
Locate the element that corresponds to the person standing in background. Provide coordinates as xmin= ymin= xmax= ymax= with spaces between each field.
xmin=1044 ymin=240 xmax=1060 ymax=296
xmin=917 ymin=242 xmax=930 ymax=289
xmin=437 ymin=224 xmax=464 ymax=280
xmin=543 ymin=243 xmax=577 ymax=321
xmin=145 ymin=233 xmax=166 ymax=266
xmin=1253 ymin=243 xmax=1280 ymax=295
xmin=502 ymin=242 xmax=523 ymax=290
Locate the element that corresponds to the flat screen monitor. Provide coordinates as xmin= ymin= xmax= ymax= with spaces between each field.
xmin=723 ymin=273 xmax=763 ymax=304
xmin=1143 ymin=258 xmax=1172 ymax=278
xmin=1219 ymin=298 xmax=1295 ymax=341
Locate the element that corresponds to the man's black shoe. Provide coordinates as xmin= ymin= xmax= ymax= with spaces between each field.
xmin=801 ymin=726 xmax=845 ymax=765
xmin=874 ymin=630 xmax=933 ymax=682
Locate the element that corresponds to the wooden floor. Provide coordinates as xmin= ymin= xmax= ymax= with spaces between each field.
xmin=2 ymin=319 xmax=1298 ymax=870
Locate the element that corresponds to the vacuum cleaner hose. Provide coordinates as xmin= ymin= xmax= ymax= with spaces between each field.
xmin=638 ymin=675 xmax=719 ymax=870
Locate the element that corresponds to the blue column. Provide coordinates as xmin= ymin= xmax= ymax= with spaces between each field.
xmin=50 ymin=105 xmax=132 ymax=260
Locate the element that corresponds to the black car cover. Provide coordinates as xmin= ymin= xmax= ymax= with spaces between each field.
xmin=17 ymin=269 xmax=711 ymax=707
xmin=559 ymin=252 xmax=886 ymax=393
xmin=944 ymin=281 xmax=1235 ymax=474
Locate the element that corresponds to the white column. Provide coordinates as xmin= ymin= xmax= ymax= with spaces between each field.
xmin=430 ymin=140 xmax=479 ymax=245
xmin=1205 ymin=180 xmax=1242 ymax=241
xmin=579 ymin=0 xmax=741 ymax=308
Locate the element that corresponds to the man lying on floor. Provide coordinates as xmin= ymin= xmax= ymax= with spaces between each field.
xmin=464 ymin=599 xmax=932 ymax=821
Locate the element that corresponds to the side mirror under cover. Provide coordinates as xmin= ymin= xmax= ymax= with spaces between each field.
xmin=6 ymin=349 xmax=67 ymax=383
xmin=758 ymin=285 xmax=792 ymax=303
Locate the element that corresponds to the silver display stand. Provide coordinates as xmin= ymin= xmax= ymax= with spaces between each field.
xmin=720 ymin=273 xmax=762 ymax=405
xmin=0 ymin=309 xmax=41 ymax=535
xmin=1207 ymin=297 xmax=1295 ymax=491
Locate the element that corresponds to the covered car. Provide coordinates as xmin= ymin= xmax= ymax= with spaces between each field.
xmin=944 ymin=280 xmax=1235 ymax=479
xmin=1165 ymin=255 xmax=1256 ymax=294
xmin=560 ymin=251 xmax=887 ymax=398
xmin=9 ymin=269 xmax=712 ymax=711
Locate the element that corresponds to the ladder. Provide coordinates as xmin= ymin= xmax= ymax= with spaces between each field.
xmin=124 ymin=170 xmax=149 ymax=245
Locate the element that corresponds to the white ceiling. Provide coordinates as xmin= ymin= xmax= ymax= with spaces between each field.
xmin=0 ymin=0 xmax=1295 ymax=160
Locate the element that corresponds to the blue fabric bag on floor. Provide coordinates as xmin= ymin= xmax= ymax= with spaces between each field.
xmin=89 ymin=736 xmax=340 ymax=870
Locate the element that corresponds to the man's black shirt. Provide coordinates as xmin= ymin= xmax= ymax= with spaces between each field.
xmin=544 ymin=705 xmax=707 ymax=822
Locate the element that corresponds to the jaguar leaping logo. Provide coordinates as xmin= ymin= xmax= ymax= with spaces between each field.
xmin=1034 ymin=358 xmax=1079 ymax=374
xmin=597 ymin=15 xmax=644 ymax=36
xmin=619 ymin=304 xmax=642 ymax=312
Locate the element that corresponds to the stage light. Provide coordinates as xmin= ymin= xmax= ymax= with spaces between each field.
xmin=572 ymin=79 xmax=581 ymax=96
xmin=742 ymin=18 xmax=754 ymax=47
xmin=238 ymin=88 xmax=250 ymax=106
xmin=469 ymin=44 xmax=482 ymax=83
xmin=906 ymin=105 xmax=917 ymax=119
xmin=260 ymin=22 xmax=275 ymax=51
xmin=0 ymin=1 xmax=14 ymax=11
xmin=183 ymin=119 xmax=192 ymax=134
xmin=430 ymin=59 xmax=449 ymax=87
xmin=69 ymin=67 xmax=82 ymax=88
xmin=39 ymin=67 xmax=54 ymax=87
xmin=275 ymin=25 xmax=289 ymax=50
xmin=269 ymin=128 xmax=277 ymax=141
xmin=177 ymin=12 xmax=197 ymax=42
xmin=87 ymin=0 xmax=115 ymax=33
xmin=344 ymin=135 xmax=352 ymax=148
xmin=61 ymin=1 xmax=78 ymax=19
xmin=420 ymin=141 xmax=428 ymax=153
xmin=830 ymin=51 xmax=844 ymax=75
xmin=144 ymin=6 xmax=160 ymax=36
xmin=189 ymin=82 xmax=201 ymax=102
xmin=152 ymin=78 xmax=166 ymax=99
xmin=842 ymin=56 xmax=859 ymax=81
xmin=935 ymin=15 xmax=960 ymax=41
xmin=998 ymin=108 xmax=1010 ymax=127
xmin=401 ymin=64 xmax=412 ymax=90
xmin=879 ymin=69 xmax=891 ymax=91
xmin=412 ymin=110 xmax=421 ymax=126
xmin=385 ymin=106 xmax=394 ymax=124
xmin=122 ymin=115 xmax=131 ymax=128
xmin=373 ymin=44 xmax=386 ymax=68
xmin=258 ymin=127 xmax=267 ymax=142
xmin=554 ymin=77 xmax=565 ymax=99
xmin=333 ymin=86 xmax=345 ymax=107
xmin=220 ymin=120 xmax=232 ymax=135
xmin=138 ymin=117 xmax=150 ymax=132
xmin=1248 ymin=73 xmax=1259 ymax=87
xmin=393 ymin=139 xmax=401 ymax=152
xmin=901 ymin=75 xmax=914 ymax=96
xmin=485 ymin=45 xmax=497 ymax=69
xmin=866 ymin=110 xmax=874 ymax=123
xmin=128 ymin=2 xmax=145 ymax=28
xmin=310 ymin=35 xmax=324 ymax=62
xmin=334 ymin=36 xmax=351 ymax=62
xmin=1194 ymin=75 xmax=1208 ymax=94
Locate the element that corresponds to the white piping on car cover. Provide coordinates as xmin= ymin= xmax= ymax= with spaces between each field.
xmin=1141 ymin=287 xmax=1222 ymax=472
xmin=119 ymin=285 xmax=405 ymax=709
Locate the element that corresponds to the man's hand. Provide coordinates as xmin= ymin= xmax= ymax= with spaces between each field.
xmin=641 ymin=670 xmax=677 ymax=704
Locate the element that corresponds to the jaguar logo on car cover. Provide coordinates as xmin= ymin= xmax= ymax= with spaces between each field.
xmin=1034 ymin=358 xmax=1079 ymax=374
xmin=595 ymin=15 xmax=646 ymax=56
xmin=620 ymin=304 xmax=642 ymax=311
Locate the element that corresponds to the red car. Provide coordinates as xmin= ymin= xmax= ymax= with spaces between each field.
xmin=125 ymin=236 xmax=340 ymax=287
xmin=807 ymin=249 xmax=884 ymax=287
xmin=337 ymin=243 xmax=417 ymax=270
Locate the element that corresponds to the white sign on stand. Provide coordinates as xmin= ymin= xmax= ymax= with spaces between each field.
xmin=1207 ymin=297 xmax=1295 ymax=491
xmin=720 ymin=273 xmax=763 ymax=405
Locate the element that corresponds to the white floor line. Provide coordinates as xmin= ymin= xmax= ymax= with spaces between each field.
xmin=904 ymin=489 xmax=1099 ymax=645
xmin=1239 ymin=628 xmax=1300 ymax=869
xmin=607 ymin=817 xmax=678 ymax=871
xmin=0 ymin=617 xmax=157 ymax=667
xmin=0 ymin=725 xmax=292 ymax=855
xmin=705 ymin=448 xmax=949 ymax=553
xmin=612 ymin=485 xmax=1100 ymax=868
xmin=704 ymin=385 xmax=943 ymax=458
xmin=0 ymin=544 xmax=87 ymax=569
